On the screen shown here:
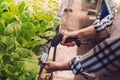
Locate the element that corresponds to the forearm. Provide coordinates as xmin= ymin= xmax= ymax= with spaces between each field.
xmin=57 ymin=62 xmax=71 ymax=70
xmin=77 ymin=25 xmax=96 ymax=39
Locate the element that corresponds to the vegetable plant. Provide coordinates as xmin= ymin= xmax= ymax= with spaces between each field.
xmin=0 ymin=0 xmax=60 ymax=80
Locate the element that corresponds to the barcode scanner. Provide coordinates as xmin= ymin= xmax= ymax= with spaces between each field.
xmin=51 ymin=32 xmax=81 ymax=47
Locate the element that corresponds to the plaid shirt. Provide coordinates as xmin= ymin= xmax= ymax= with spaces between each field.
xmin=69 ymin=37 xmax=120 ymax=75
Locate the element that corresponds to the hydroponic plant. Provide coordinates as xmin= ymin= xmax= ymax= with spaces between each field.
xmin=0 ymin=0 xmax=60 ymax=80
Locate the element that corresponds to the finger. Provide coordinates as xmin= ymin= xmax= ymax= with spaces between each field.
xmin=61 ymin=37 xmax=67 ymax=44
xmin=42 ymin=61 xmax=49 ymax=65
xmin=44 ymin=65 xmax=53 ymax=73
xmin=61 ymin=42 xmax=71 ymax=46
xmin=44 ymin=65 xmax=48 ymax=70
xmin=63 ymin=41 xmax=76 ymax=47
xmin=61 ymin=31 xmax=69 ymax=44
xmin=44 ymin=64 xmax=51 ymax=71
xmin=71 ymin=41 xmax=76 ymax=46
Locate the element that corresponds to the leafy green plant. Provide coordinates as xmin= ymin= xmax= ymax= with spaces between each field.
xmin=0 ymin=0 xmax=60 ymax=80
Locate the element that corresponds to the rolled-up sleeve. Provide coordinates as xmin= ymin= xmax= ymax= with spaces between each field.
xmin=93 ymin=15 xmax=114 ymax=33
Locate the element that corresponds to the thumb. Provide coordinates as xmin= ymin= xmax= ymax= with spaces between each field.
xmin=61 ymin=37 xmax=66 ymax=44
xmin=42 ymin=61 xmax=49 ymax=65
xmin=61 ymin=30 xmax=68 ymax=44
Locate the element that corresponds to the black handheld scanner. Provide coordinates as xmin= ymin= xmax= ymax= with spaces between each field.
xmin=51 ymin=32 xmax=81 ymax=47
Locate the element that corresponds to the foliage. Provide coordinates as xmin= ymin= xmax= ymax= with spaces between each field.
xmin=0 ymin=0 xmax=60 ymax=80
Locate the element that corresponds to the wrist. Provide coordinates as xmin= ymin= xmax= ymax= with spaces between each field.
xmin=58 ymin=62 xmax=70 ymax=70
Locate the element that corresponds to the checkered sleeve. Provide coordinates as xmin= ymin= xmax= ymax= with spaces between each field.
xmin=69 ymin=37 xmax=120 ymax=75
xmin=69 ymin=56 xmax=83 ymax=74
xmin=93 ymin=15 xmax=114 ymax=33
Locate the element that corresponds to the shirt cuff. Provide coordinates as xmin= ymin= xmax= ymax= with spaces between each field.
xmin=69 ymin=56 xmax=83 ymax=74
xmin=93 ymin=15 xmax=114 ymax=33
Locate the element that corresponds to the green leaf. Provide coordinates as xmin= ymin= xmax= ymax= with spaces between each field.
xmin=19 ymin=12 xmax=29 ymax=22
xmin=0 ymin=2 xmax=8 ymax=10
xmin=8 ymin=2 xmax=19 ymax=15
xmin=12 ymin=48 xmax=33 ymax=60
xmin=44 ymin=31 xmax=55 ymax=39
xmin=1 ymin=36 xmax=12 ymax=46
xmin=0 ymin=9 xmax=3 ymax=17
xmin=2 ymin=64 xmax=20 ymax=79
xmin=14 ymin=40 xmax=21 ymax=48
xmin=5 ymin=23 xmax=14 ymax=36
xmin=0 ymin=23 xmax=5 ymax=35
xmin=18 ymin=37 xmax=28 ymax=48
xmin=0 ymin=0 xmax=4 ymax=3
xmin=23 ymin=40 xmax=36 ymax=48
xmin=2 ymin=54 xmax=11 ymax=64
xmin=37 ymin=12 xmax=52 ymax=21
xmin=20 ymin=22 xmax=35 ymax=41
xmin=40 ymin=21 xmax=49 ymax=28
xmin=0 ymin=69 xmax=7 ymax=79
xmin=18 ymin=2 xmax=25 ymax=13
xmin=9 ymin=18 xmax=17 ymax=23
xmin=0 ymin=36 xmax=15 ymax=53
xmin=0 ymin=41 xmax=7 ymax=53
xmin=28 ymin=38 xmax=47 ymax=48
xmin=4 ymin=0 xmax=13 ymax=3
xmin=2 ymin=12 xmax=15 ymax=21
xmin=5 ymin=22 xmax=21 ymax=36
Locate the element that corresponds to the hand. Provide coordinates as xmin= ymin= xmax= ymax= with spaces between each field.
xmin=61 ymin=40 xmax=76 ymax=47
xmin=61 ymin=31 xmax=78 ymax=47
xmin=42 ymin=61 xmax=60 ymax=72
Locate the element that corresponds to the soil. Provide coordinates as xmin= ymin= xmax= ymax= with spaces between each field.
xmin=41 ymin=0 xmax=98 ymax=80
